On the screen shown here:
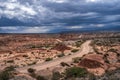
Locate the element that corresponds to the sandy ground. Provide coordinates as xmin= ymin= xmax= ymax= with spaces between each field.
xmin=16 ymin=40 xmax=93 ymax=73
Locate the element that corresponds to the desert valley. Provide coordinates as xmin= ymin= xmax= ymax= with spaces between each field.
xmin=0 ymin=32 xmax=120 ymax=80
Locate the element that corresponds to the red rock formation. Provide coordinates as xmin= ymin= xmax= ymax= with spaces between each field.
xmin=52 ymin=43 xmax=71 ymax=52
xmin=79 ymin=58 xmax=103 ymax=69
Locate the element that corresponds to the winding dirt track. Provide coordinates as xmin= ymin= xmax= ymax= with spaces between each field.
xmin=16 ymin=40 xmax=93 ymax=73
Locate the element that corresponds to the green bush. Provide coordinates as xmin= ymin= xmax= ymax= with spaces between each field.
xmin=45 ymin=58 xmax=53 ymax=61
xmin=0 ymin=70 xmax=9 ymax=80
xmin=5 ymin=66 xmax=15 ymax=72
xmin=71 ymin=49 xmax=79 ymax=53
xmin=52 ymin=72 xmax=62 ymax=80
xmin=27 ymin=68 xmax=36 ymax=73
xmin=57 ymin=53 xmax=65 ymax=57
xmin=60 ymin=62 xmax=69 ymax=67
xmin=72 ymin=57 xmax=81 ymax=63
xmin=108 ymin=48 xmax=117 ymax=53
xmin=22 ymin=55 xmax=28 ymax=57
xmin=88 ymin=73 xmax=96 ymax=80
xmin=65 ymin=67 xmax=87 ymax=78
xmin=36 ymin=75 xmax=46 ymax=80
xmin=0 ymin=66 xmax=15 ymax=80
xmin=75 ymin=42 xmax=81 ymax=47
xmin=27 ymin=68 xmax=36 ymax=78
xmin=6 ymin=60 xmax=14 ymax=63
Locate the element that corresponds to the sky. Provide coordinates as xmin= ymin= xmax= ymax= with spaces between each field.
xmin=0 ymin=0 xmax=120 ymax=33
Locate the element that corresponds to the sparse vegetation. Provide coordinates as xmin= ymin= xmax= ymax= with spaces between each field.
xmin=0 ymin=70 xmax=10 ymax=80
xmin=36 ymin=75 xmax=46 ymax=80
xmin=52 ymin=72 xmax=62 ymax=80
xmin=23 ymin=55 xmax=28 ymax=57
xmin=103 ymin=54 xmax=110 ymax=64
xmin=75 ymin=40 xmax=84 ymax=47
xmin=108 ymin=48 xmax=117 ymax=53
xmin=60 ymin=62 xmax=69 ymax=67
xmin=27 ymin=68 xmax=36 ymax=78
xmin=27 ymin=68 xmax=36 ymax=73
xmin=6 ymin=60 xmax=14 ymax=63
xmin=0 ymin=66 xmax=15 ymax=80
xmin=57 ymin=53 xmax=65 ymax=57
xmin=65 ymin=67 xmax=87 ymax=78
xmin=72 ymin=57 xmax=81 ymax=63
xmin=0 ymin=33 xmax=120 ymax=80
xmin=71 ymin=49 xmax=79 ymax=53
xmin=45 ymin=58 xmax=53 ymax=61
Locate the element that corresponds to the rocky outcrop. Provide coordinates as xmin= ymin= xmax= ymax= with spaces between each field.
xmin=79 ymin=58 xmax=103 ymax=69
xmin=78 ymin=54 xmax=107 ymax=76
xmin=52 ymin=43 xmax=71 ymax=52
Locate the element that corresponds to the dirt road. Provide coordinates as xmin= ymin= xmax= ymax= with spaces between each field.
xmin=16 ymin=40 xmax=93 ymax=73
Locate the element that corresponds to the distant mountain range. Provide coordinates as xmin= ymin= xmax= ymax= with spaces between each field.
xmin=59 ymin=26 xmax=120 ymax=33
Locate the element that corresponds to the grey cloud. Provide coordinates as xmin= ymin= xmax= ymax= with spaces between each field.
xmin=0 ymin=0 xmax=120 ymax=33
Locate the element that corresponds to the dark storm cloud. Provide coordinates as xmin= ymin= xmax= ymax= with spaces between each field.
xmin=0 ymin=0 xmax=120 ymax=33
